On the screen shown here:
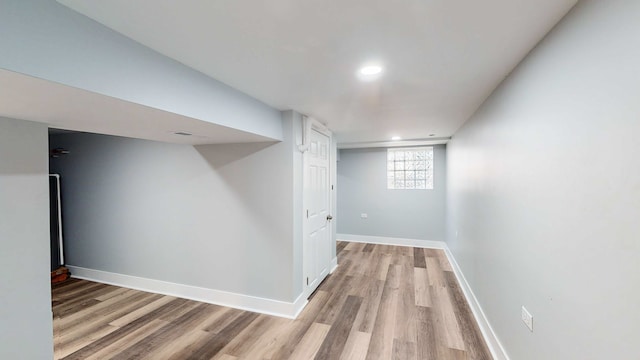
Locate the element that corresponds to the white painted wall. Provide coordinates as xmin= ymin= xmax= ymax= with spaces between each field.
xmin=338 ymin=145 xmax=446 ymax=241
xmin=446 ymin=1 xmax=640 ymax=359
xmin=50 ymin=113 xmax=303 ymax=303
xmin=0 ymin=0 xmax=281 ymax=140
xmin=0 ymin=117 xmax=52 ymax=359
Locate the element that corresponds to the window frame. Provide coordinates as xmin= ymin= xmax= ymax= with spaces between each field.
xmin=386 ymin=146 xmax=434 ymax=190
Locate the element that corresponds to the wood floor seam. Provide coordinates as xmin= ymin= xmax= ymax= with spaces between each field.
xmin=53 ymin=241 xmax=493 ymax=360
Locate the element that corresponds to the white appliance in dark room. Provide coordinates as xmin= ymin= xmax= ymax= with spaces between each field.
xmin=49 ymin=174 xmax=64 ymax=271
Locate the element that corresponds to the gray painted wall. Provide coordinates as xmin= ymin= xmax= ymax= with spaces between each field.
xmin=330 ymin=138 xmax=338 ymax=260
xmin=337 ymin=145 xmax=446 ymax=241
xmin=50 ymin=113 xmax=303 ymax=302
xmin=0 ymin=0 xmax=281 ymax=140
xmin=287 ymin=111 xmax=305 ymax=299
xmin=0 ymin=118 xmax=53 ymax=359
xmin=446 ymin=1 xmax=640 ymax=359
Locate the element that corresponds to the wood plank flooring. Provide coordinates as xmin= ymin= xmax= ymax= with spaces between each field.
xmin=52 ymin=242 xmax=492 ymax=359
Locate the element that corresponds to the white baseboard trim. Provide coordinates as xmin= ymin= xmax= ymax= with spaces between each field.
xmin=442 ymin=248 xmax=510 ymax=360
xmin=337 ymin=233 xmax=446 ymax=249
xmin=290 ymin=292 xmax=308 ymax=319
xmin=67 ymin=265 xmax=307 ymax=320
xmin=329 ymin=256 xmax=338 ymax=273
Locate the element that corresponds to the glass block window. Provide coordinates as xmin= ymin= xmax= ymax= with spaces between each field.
xmin=387 ymin=147 xmax=433 ymax=190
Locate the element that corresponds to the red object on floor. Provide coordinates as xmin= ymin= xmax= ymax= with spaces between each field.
xmin=51 ymin=266 xmax=70 ymax=284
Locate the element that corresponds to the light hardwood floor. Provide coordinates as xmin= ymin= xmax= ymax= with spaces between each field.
xmin=52 ymin=241 xmax=492 ymax=359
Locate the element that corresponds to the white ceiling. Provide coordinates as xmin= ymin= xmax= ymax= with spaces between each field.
xmin=0 ymin=69 xmax=273 ymax=145
xmin=59 ymin=0 xmax=576 ymax=144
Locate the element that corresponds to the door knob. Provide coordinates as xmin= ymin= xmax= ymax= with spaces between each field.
xmin=327 ymin=215 xmax=333 ymax=221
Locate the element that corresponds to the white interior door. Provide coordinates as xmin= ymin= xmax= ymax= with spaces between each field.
xmin=304 ymin=128 xmax=332 ymax=296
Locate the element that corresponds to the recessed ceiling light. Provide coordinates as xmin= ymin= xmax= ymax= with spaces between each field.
xmin=429 ymin=134 xmax=436 ymax=137
xmin=359 ymin=65 xmax=383 ymax=75
xmin=174 ymin=131 xmax=192 ymax=136
xmin=391 ymin=136 xmax=402 ymax=141
xmin=357 ymin=64 xmax=384 ymax=81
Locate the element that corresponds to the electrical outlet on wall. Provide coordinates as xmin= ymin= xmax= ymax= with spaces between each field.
xmin=521 ymin=306 xmax=533 ymax=332
xmin=361 ymin=213 xmax=368 ymax=219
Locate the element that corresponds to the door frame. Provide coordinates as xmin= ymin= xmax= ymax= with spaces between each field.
xmin=300 ymin=116 xmax=334 ymax=299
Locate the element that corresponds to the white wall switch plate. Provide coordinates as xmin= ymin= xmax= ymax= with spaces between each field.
xmin=521 ymin=306 xmax=533 ymax=332
xmin=361 ymin=213 xmax=368 ymax=219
